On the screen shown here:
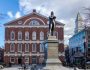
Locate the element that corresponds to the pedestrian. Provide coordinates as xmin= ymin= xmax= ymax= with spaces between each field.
xmin=24 ymin=64 xmax=26 ymax=70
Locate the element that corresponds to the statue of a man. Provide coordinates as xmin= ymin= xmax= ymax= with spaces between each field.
xmin=49 ymin=11 xmax=56 ymax=36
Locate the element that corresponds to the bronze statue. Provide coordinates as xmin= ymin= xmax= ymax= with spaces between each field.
xmin=49 ymin=11 xmax=56 ymax=36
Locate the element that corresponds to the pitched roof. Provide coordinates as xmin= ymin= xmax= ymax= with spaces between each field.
xmin=4 ymin=9 xmax=64 ymax=26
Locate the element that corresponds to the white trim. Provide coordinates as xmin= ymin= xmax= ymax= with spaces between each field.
xmin=10 ymin=57 xmax=15 ymax=63
xmin=5 ymin=40 xmax=64 ymax=44
xmin=18 ymin=43 xmax=22 ymax=52
xmin=32 ymin=31 xmax=36 ymax=40
xmin=32 ymin=43 xmax=36 ymax=52
xmin=10 ymin=31 xmax=15 ymax=40
xmin=4 ymin=12 xmax=64 ymax=26
xmin=25 ymin=56 xmax=29 ymax=64
xmin=40 ymin=31 xmax=44 ymax=40
xmin=5 ymin=40 xmax=43 ymax=43
xmin=58 ymin=52 xmax=65 ymax=56
xmin=5 ymin=25 xmax=64 ymax=28
xmin=4 ymin=52 xmax=44 ymax=56
xmin=40 ymin=43 xmax=44 ymax=52
xmin=25 ymin=43 xmax=29 ymax=52
xmin=58 ymin=40 xmax=64 ymax=44
xmin=25 ymin=31 xmax=29 ymax=40
xmin=18 ymin=31 xmax=22 ymax=40
xmin=24 ymin=17 xmax=45 ymax=25
xmin=10 ymin=43 xmax=15 ymax=52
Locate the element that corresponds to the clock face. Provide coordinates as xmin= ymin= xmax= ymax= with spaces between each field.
xmin=29 ymin=20 xmax=40 ymax=26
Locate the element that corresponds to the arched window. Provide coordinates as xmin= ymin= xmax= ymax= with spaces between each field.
xmin=32 ymin=31 xmax=36 ymax=40
xmin=10 ymin=31 xmax=15 ymax=40
xmin=18 ymin=43 xmax=22 ymax=52
xmin=29 ymin=20 xmax=40 ymax=26
xmin=10 ymin=43 xmax=15 ymax=52
xmin=18 ymin=31 xmax=22 ymax=40
xmin=25 ymin=43 xmax=29 ymax=52
xmin=25 ymin=32 xmax=29 ymax=40
xmin=40 ymin=43 xmax=44 ymax=52
xmin=40 ymin=31 xmax=44 ymax=40
xmin=32 ymin=43 xmax=36 ymax=52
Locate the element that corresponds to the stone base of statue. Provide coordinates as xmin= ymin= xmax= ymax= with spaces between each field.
xmin=44 ymin=35 xmax=61 ymax=70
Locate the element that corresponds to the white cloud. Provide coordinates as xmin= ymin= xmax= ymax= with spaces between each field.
xmin=7 ymin=11 xmax=13 ymax=18
xmin=18 ymin=0 xmax=90 ymax=45
xmin=15 ymin=11 xmax=21 ymax=18
xmin=59 ymin=18 xmax=75 ymax=45
xmin=19 ymin=0 xmax=90 ymax=19
xmin=7 ymin=11 xmax=21 ymax=19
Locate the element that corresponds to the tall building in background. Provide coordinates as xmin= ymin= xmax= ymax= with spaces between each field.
xmin=69 ymin=12 xmax=90 ymax=68
xmin=74 ymin=12 xmax=84 ymax=34
xmin=4 ymin=9 xmax=64 ymax=65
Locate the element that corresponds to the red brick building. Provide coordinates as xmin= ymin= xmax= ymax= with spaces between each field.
xmin=4 ymin=9 xmax=64 ymax=65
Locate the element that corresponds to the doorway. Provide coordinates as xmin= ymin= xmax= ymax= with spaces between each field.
xmin=32 ymin=56 xmax=37 ymax=64
xmin=18 ymin=58 xmax=22 ymax=64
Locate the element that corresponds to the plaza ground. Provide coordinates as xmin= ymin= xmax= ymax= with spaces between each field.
xmin=1 ymin=65 xmax=82 ymax=70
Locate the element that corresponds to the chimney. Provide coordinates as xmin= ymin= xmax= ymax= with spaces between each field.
xmin=33 ymin=9 xmax=36 ymax=12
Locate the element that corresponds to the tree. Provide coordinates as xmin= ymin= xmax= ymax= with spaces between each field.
xmin=83 ymin=7 xmax=90 ymax=22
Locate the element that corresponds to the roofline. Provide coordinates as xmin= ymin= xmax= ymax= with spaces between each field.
xmin=69 ymin=29 xmax=85 ymax=40
xmin=4 ymin=11 xmax=64 ymax=26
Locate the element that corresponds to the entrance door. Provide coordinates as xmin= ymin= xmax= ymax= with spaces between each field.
xmin=32 ymin=56 xmax=37 ymax=64
xmin=18 ymin=58 xmax=22 ymax=64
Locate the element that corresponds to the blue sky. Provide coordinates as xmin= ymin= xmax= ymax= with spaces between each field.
xmin=0 ymin=0 xmax=20 ymax=16
xmin=0 ymin=0 xmax=20 ymax=47
xmin=0 ymin=0 xmax=90 ymax=47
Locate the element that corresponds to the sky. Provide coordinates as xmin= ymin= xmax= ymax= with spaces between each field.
xmin=0 ymin=0 xmax=90 ymax=47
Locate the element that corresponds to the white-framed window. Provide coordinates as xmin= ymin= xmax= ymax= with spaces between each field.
xmin=40 ymin=31 xmax=44 ymax=40
xmin=40 ymin=43 xmax=44 ymax=52
xmin=10 ymin=43 xmax=15 ymax=52
xmin=10 ymin=31 xmax=15 ymax=40
xmin=32 ymin=43 xmax=36 ymax=52
xmin=25 ymin=43 xmax=29 ymax=52
xmin=29 ymin=20 xmax=40 ymax=26
xmin=10 ymin=57 xmax=15 ymax=63
xmin=25 ymin=32 xmax=29 ymax=40
xmin=18 ymin=31 xmax=22 ymax=40
xmin=18 ymin=21 xmax=22 ymax=24
xmin=39 ymin=56 xmax=44 ymax=63
xmin=25 ymin=57 xmax=29 ymax=63
xmin=32 ymin=31 xmax=36 ymax=40
xmin=18 ymin=43 xmax=22 ymax=52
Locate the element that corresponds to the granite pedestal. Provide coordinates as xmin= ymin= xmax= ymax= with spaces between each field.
xmin=44 ymin=36 xmax=61 ymax=70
